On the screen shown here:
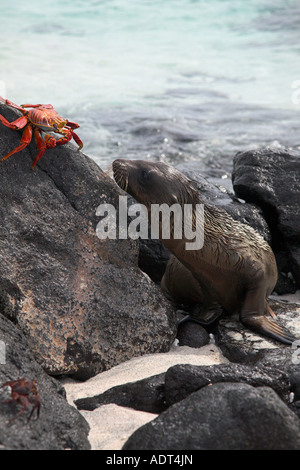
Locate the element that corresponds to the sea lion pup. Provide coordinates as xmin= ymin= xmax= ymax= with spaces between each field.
xmin=112 ymin=158 xmax=296 ymax=345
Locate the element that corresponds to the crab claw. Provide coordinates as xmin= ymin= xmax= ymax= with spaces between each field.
xmin=44 ymin=135 xmax=57 ymax=149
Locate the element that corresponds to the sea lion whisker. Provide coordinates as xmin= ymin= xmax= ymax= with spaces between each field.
xmin=113 ymin=168 xmax=129 ymax=194
xmin=113 ymin=169 xmax=123 ymax=186
xmin=103 ymin=163 xmax=113 ymax=176
xmin=123 ymin=175 xmax=128 ymax=193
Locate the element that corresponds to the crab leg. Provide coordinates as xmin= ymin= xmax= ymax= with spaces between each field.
xmin=66 ymin=121 xmax=83 ymax=149
xmin=70 ymin=130 xmax=83 ymax=149
xmin=31 ymin=129 xmax=47 ymax=168
xmin=1 ymin=124 xmax=33 ymax=162
xmin=0 ymin=114 xmax=28 ymax=130
xmin=0 ymin=96 xmax=28 ymax=113
xmin=27 ymin=397 xmax=40 ymax=421
xmin=31 ymin=129 xmax=57 ymax=168
xmin=8 ymin=396 xmax=30 ymax=424
xmin=21 ymin=103 xmax=54 ymax=110
xmin=66 ymin=120 xmax=80 ymax=130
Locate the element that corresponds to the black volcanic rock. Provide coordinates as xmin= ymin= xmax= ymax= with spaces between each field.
xmin=123 ymin=382 xmax=300 ymax=450
xmin=0 ymin=313 xmax=90 ymax=450
xmin=75 ymin=373 xmax=167 ymax=414
xmin=164 ymin=362 xmax=290 ymax=406
xmin=0 ymin=102 xmax=176 ymax=379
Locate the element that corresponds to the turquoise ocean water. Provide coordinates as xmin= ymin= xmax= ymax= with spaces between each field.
xmin=0 ymin=0 xmax=299 ymax=169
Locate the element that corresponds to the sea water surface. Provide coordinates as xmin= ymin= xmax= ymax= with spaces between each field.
xmin=0 ymin=0 xmax=299 ymax=170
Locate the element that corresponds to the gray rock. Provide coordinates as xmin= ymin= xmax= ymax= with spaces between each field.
xmin=123 ymin=382 xmax=300 ymax=450
xmin=0 ymin=313 xmax=90 ymax=450
xmin=0 ymin=103 xmax=176 ymax=379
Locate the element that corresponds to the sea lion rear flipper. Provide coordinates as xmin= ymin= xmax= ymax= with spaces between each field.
xmin=240 ymin=312 xmax=297 ymax=345
xmin=178 ymin=304 xmax=223 ymax=327
xmin=177 ymin=313 xmax=218 ymax=327
xmin=191 ymin=304 xmax=223 ymax=325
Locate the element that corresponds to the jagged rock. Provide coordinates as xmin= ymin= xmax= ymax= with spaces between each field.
xmin=75 ymin=373 xmax=167 ymax=414
xmin=164 ymin=362 xmax=290 ymax=406
xmin=123 ymin=383 xmax=300 ymax=450
xmin=0 ymin=102 xmax=176 ymax=379
xmin=0 ymin=314 xmax=90 ymax=450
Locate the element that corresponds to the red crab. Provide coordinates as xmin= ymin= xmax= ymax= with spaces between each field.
xmin=1 ymin=378 xmax=41 ymax=424
xmin=0 ymin=96 xmax=83 ymax=168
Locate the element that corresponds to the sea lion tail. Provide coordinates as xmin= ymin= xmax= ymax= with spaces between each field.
xmin=240 ymin=312 xmax=297 ymax=345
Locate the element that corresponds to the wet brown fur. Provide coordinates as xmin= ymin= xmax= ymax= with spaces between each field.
xmin=112 ymin=159 xmax=296 ymax=345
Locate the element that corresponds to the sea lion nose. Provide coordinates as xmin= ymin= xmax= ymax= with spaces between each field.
xmin=112 ymin=158 xmax=127 ymax=172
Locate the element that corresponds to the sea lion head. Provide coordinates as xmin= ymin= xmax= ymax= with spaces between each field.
xmin=112 ymin=159 xmax=198 ymax=208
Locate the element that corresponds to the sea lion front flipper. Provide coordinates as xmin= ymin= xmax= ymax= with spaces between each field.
xmin=240 ymin=283 xmax=296 ymax=345
xmin=240 ymin=311 xmax=297 ymax=345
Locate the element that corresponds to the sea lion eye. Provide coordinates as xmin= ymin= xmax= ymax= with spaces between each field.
xmin=140 ymin=169 xmax=151 ymax=184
